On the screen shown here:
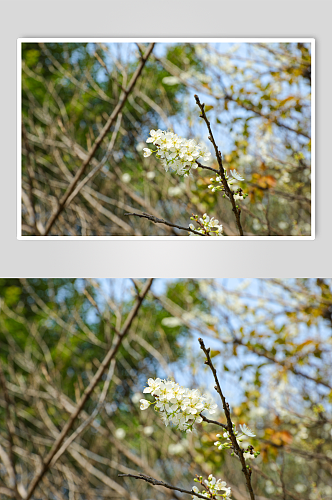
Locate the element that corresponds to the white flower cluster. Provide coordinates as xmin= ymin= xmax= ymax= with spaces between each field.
xmin=143 ymin=129 xmax=211 ymax=176
xmin=208 ymin=169 xmax=245 ymax=201
xmin=140 ymin=378 xmax=218 ymax=433
xmin=192 ymin=475 xmax=232 ymax=499
xmin=189 ymin=214 xmax=223 ymax=236
xmin=214 ymin=423 xmax=259 ymax=459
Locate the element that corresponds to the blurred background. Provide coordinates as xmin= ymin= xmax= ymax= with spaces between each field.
xmin=0 ymin=278 xmax=331 ymax=499
xmin=21 ymin=41 xmax=312 ymax=236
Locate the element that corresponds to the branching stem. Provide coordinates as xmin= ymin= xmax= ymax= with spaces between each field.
xmin=194 ymin=95 xmax=244 ymax=236
xmin=198 ymin=338 xmax=255 ymax=500
xmin=118 ymin=473 xmax=213 ymax=500
xmin=124 ymin=212 xmax=209 ymax=236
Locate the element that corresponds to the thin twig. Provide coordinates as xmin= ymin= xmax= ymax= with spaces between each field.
xmin=124 ymin=212 xmax=209 ymax=236
xmin=195 ymin=161 xmax=219 ymax=174
xmin=118 ymin=473 xmax=212 ymax=500
xmin=200 ymin=413 xmax=227 ymax=429
xmin=25 ymin=279 xmax=154 ymax=500
xmin=194 ymin=95 xmax=244 ymax=236
xmin=198 ymin=338 xmax=255 ymax=500
xmin=42 ymin=43 xmax=155 ymax=236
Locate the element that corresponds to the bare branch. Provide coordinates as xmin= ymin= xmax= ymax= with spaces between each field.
xmin=194 ymin=94 xmax=244 ymax=236
xmin=198 ymin=338 xmax=255 ymax=500
xmin=199 ymin=413 xmax=227 ymax=429
xmin=195 ymin=161 xmax=219 ymax=174
xmin=118 ymin=473 xmax=211 ymax=500
xmin=124 ymin=212 xmax=209 ymax=236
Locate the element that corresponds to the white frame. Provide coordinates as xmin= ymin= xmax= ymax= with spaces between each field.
xmin=17 ymin=38 xmax=315 ymax=240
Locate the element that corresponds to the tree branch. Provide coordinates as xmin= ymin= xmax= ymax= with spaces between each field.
xmin=118 ymin=473 xmax=212 ymax=500
xmin=198 ymin=338 xmax=255 ymax=500
xmin=194 ymin=95 xmax=244 ymax=236
xmin=200 ymin=413 xmax=227 ymax=429
xmin=124 ymin=212 xmax=209 ymax=236
xmin=195 ymin=161 xmax=219 ymax=174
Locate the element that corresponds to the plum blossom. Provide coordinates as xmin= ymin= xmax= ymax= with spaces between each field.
xmin=239 ymin=423 xmax=256 ymax=437
xmin=144 ymin=129 xmax=211 ymax=176
xmin=214 ymin=423 xmax=259 ymax=459
xmin=230 ymin=169 xmax=244 ymax=181
xmin=140 ymin=377 xmax=218 ymax=433
xmin=143 ymin=148 xmax=152 ymax=157
xmin=208 ymin=169 xmax=247 ymax=202
xmin=192 ymin=475 xmax=232 ymax=499
xmin=140 ymin=399 xmax=150 ymax=410
xmin=189 ymin=213 xmax=223 ymax=236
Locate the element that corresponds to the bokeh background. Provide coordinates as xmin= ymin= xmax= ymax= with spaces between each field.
xmin=21 ymin=41 xmax=312 ymax=236
xmin=0 ymin=278 xmax=331 ymax=499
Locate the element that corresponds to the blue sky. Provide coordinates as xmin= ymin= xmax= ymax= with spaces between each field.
xmin=77 ymin=41 xmax=310 ymax=160
xmin=88 ymin=278 xmax=330 ymax=411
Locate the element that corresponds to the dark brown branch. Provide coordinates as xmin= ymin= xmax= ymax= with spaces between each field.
xmin=118 ymin=473 xmax=212 ymax=500
xmin=42 ymin=43 xmax=155 ymax=236
xmin=195 ymin=161 xmax=219 ymax=174
xmin=198 ymin=338 xmax=255 ymax=500
xmin=124 ymin=212 xmax=209 ymax=236
xmin=194 ymin=95 xmax=244 ymax=236
xmin=25 ymin=279 xmax=154 ymax=500
xmin=200 ymin=413 xmax=227 ymax=429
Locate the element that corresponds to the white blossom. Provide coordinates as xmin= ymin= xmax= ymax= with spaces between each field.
xmin=140 ymin=377 xmax=218 ymax=433
xmin=239 ymin=423 xmax=256 ymax=437
xmin=140 ymin=399 xmax=150 ymax=410
xmin=192 ymin=475 xmax=232 ymax=499
xmin=208 ymin=170 xmax=246 ymax=202
xmin=189 ymin=213 xmax=223 ymax=236
xmin=233 ymin=193 xmax=244 ymax=201
xmin=143 ymin=148 xmax=152 ymax=157
xmin=144 ymin=129 xmax=211 ymax=176
xmin=230 ymin=169 xmax=244 ymax=181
